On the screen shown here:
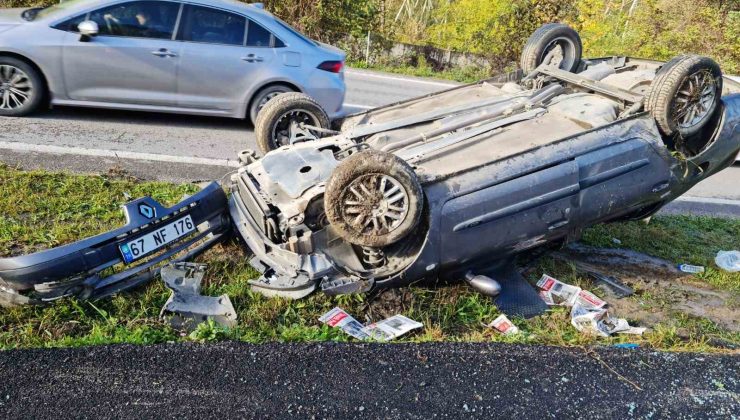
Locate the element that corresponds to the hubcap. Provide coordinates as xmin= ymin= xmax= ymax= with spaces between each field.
xmin=674 ymin=70 xmax=717 ymax=129
xmin=0 ymin=65 xmax=33 ymax=110
xmin=341 ymin=174 xmax=409 ymax=236
xmin=271 ymin=109 xmax=319 ymax=147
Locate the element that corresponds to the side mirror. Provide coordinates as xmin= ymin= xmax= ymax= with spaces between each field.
xmin=78 ymin=20 xmax=99 ymax=42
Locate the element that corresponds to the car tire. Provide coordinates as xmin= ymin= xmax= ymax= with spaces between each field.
xmin=520 ymin=23 xmax=582 ymax=74
xmin=645 ymin=55 xmax=723 ymax=137
xmin=254 ymin=92 xmax=330 ymax=154
xmin=249 ymin=84 xmax=294 ymax=123
xmin=0 ymin=57 xmax=45 ymax=117
xmin=324 ymin=149 xmax=424 ymax=248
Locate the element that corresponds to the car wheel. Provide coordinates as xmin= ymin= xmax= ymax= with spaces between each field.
xmin=520 ymin=23 xmax=582 ymax=74
xmin=324 ymin=149 xmax=424 ymax=248
xmin=645 ymin=55 xmax=723 ymax=138
xmin=249 ymin=84 xmax=294 ymax=123
xmin=0 ymin=57 xmax=45 ymax=117
xmin=254 ymin=92 xmax=330 ymax=154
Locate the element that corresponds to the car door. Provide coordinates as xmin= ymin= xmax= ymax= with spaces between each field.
xmin=175 ymin=4 xmax=276 ymax=112
xmin=61 ymin=0 xmax=182 ymax=106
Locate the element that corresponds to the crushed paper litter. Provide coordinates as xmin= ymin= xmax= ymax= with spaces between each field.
xmin=537 ymin=274 xmax=645 ymax=337
xmin=319 ymin=308 xmax=422 ymax=341
xmin=487 ymin=314 xmax=520 ymax=335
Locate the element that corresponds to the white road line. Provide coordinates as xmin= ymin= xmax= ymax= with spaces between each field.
xmin=0 ymin=141 xmax=241 ymax=168
xmin=344 ymin=103 xmax=375 ymax=109
xmin=675 ymin=196 xmax=740 ymax=206
xmin=346 ymin=69 xmax=459 ymax=88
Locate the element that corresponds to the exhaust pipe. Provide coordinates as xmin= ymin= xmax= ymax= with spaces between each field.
xmin=464 ymin=272 xmax=502 ymax=297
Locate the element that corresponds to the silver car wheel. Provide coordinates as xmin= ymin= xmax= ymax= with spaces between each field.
xmin=342 ymin=174 xmax=410 ymax=235
xmin=271 ymin=109 xmax=320 ymax=147
xmin=0 ymin=65 xmax=33 ymax=110
xmin=674 ymin=70 xmax=717 ymax=129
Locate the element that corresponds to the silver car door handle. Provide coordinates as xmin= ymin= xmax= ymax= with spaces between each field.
xmin=151 ymin=49 xmax=177 ymax=58
xmin=241 ymin=54 xmax=264 ymax=63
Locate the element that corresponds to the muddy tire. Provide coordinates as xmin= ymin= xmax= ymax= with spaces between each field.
xmin=325 ymin=149 xmax=424 ymax=248
xmin=645 ymin=55 xmax=722 ymax=137
xmin=249 ymin=84 xmax=293 ymax=123
xmin=254 ymin=92 xmax=330 ymax=154
xmin=520 ymin=23 xmax=582 ymax=74
xmin=0 ymin=57 xmax=45 ymax=117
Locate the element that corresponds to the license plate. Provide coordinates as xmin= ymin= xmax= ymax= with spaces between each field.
xmin=119 ymin=215 xmax=195 ymax=264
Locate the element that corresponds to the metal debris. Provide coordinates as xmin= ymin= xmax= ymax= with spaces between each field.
xmin=160 ymin=263 xmax=237 ymax=330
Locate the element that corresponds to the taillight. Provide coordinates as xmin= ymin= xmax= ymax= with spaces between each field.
xmin=318 ymin=61 xmax=344 ymax=73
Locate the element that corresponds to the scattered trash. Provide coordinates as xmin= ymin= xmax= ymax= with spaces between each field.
xmin=537 ymin=274 xmax=646 ymax=337
xmin=160 ymin=263 xmax=238 ymax=330
xmin=363 ymin=315 xmax=424 ymax=341
xmin=612 ymin=238 xmax=622 ymax=245
xmin=318 ymin=307 xmax=370 ymax=340
xmin=571 ymin=303 xmax=646 ymax=337
xmin=587 ymin=271 xmax=634 ymax=299
xmin=613 ymin=343 xmax=640 ymax=349
xmin=715 ymin=251 xmax=740 ymax=273
xmin=319 ymin=307 xmax=423 ymax=341
xmin=678 ymin=264 xmax=705 ymax=274
xmin=487 ymin=314 xmax=520 ymax=335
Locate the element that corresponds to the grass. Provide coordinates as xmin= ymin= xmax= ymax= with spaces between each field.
xmin=0 ymin=164 xmax=738 ymax=352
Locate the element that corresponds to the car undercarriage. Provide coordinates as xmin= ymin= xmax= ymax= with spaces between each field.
xmin=1 ymin=24 xmax=739 ymax=319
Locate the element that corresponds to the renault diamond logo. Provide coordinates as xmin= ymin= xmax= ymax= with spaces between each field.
xmin=138 ymin=203 xmax=156 ymax=219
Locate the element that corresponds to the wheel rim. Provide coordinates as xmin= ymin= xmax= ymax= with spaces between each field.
xmin=271 ymin=109 xmax=319 ymax=147
xmin=540 ymin=37 xmax=577 ymax=70
xmin=0 ymin=65 xmax=33 ymax=111
xmin=340 ymin=174 xmax=410 ymax=236
xmin=673 ymin=70 xmax=717 ymax=130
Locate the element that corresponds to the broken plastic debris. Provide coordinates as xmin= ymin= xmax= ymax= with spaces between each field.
xmin=487 ymin=314 xmax=520 ymax=335
xmin=362 ymin=315 xmax=424 ymax=342
xmin=318 ymin=307 xmax=370 ymax=340
xmin=612 ymin=238 xmax=622 ymax=245
xmin=160 ymin=263 xmax=237 ymax=330
xmin=678 ymin=264 xmax=705 ymax=274
xmin=318 ymin=308 xmax=424 ymax=341
xmin=715 ymin=251 xmax=740 ymax=273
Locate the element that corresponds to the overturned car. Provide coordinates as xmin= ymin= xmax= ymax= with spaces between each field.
xmin=2 ymin=24 xmax=739 ymax=314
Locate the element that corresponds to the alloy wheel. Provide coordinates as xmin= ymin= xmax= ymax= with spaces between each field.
xmin=0 ymin=65 xmax=33 ymax=111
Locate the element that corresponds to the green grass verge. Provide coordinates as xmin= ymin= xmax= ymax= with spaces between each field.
xmin=348 ymin=60 xmax=493 ymax=84
xmin=1 ymin=165 xmax=738 ymax=351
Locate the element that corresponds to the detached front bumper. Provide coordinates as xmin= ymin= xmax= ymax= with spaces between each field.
xmin=0 ymin=182 xmax=230 ymax=307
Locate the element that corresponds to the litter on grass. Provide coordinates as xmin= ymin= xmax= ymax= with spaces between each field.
xmin=715 ymin=251 xmax=740 ymax=272
xmin=487 ymin=314 xmax=520 ymax=335
xmin=319 ymin=307 xmax=423 ymax=341
xmin=678 ymin=264 xmax=705 ymax=274
xmin=537 ymin=274 xmax=646 ymax=337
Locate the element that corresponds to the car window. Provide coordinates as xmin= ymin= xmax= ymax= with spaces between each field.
xmin=178 ymin=5 xmax=246 ymax=46
xmin=54 ymin=13 xmax=87 ymax=32
xmin=246 ymin=20 xmax=273 ymax=47
xmin=88 ymin=1 xmax=180 ymax=39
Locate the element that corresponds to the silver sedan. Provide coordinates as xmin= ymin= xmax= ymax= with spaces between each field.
xmin=0 ymin=0 xmax=346 ymax=122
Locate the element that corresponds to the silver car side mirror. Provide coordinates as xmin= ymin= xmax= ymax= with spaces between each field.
xmin=78 ymin=20 xmax=99 ymax=42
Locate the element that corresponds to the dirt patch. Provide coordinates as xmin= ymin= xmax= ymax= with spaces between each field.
xmin=553 ymin=244 xmax=739 ymax=332
xmin=364 ymin=288 xmax=416 ymax=322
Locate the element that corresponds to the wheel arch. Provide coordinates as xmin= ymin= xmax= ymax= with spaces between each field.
xmin=0 ymin=51 xmax=51 ymax=99
xmin=245 ymin=80 xmax=302 ymax=119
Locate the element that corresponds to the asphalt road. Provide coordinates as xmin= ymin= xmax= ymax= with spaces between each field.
xmin=0 ymin=342 xmax=737 ymax=419
xmin=0 ymin=67 xmax=738 ymax=213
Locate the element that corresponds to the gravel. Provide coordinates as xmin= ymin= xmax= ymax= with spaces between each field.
xmin=0 ymin=342 xmax=737 ymax=419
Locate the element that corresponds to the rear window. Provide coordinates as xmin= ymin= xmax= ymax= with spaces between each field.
xmin=271 ymin=16 xmax=318 ymax=47
xmin=246 ymin=20 xmax=272 ymax=47
xmin=178 ymin=5 xmax=246 ymax=46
